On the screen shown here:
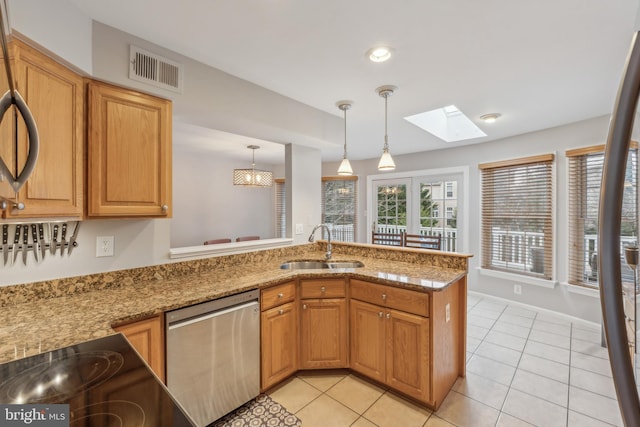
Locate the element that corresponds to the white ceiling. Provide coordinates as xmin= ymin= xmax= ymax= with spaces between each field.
xmin=68 ymin=0 xmax=640 ymax=164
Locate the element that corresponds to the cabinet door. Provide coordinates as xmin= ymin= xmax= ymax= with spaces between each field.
xmin=300 ymin=298 xmax=348 ymax=369
xmin=385 ymin=308 xmax=430 ymax=402
xmin=1 ymin=40 xmax=84 ymax=218
xmin=261 ymin=301 xmax=298 ymax=390
xmin=349 ymin=299 xmax=385 ymax=383
xmin=114 ymin=315 xmax=165 ymax=382
xmin=87 ymin=81 xmax=172 ymax=217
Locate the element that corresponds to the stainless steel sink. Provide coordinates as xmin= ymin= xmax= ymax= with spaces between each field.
xmin=280 ymin=260 xmax=364 ymax=270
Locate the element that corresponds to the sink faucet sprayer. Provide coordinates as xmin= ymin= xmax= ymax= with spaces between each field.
xmin=308 ymin=224 xmax=332 ymax=260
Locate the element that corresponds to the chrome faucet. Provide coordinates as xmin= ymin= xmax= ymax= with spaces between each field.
xmin=308 ymin=224 xmax=332 ymax=260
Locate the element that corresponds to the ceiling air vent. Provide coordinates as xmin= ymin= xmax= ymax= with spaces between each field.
xmin=129 ymin=45 xmax=183 ymax=93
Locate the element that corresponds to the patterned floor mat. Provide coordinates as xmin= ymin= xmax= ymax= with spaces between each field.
xmin=209 ymin=394 xmax=301 ymax=427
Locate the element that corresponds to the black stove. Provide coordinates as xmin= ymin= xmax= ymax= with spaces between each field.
xmin=0 ymin=334 xmax=195 ymax=426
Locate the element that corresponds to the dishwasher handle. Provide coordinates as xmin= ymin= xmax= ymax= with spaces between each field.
xmin=168 ymin=300 xmax=258 ymax=331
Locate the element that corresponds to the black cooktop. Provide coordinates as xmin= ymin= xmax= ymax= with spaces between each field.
xmin=0 ymin=334 xmax=195 ymax=426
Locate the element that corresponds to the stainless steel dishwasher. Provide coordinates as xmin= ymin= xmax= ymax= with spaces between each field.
xmin=166 ymin=289 xmax=260 ymax=427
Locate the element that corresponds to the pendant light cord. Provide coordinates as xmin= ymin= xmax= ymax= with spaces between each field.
xmin=383 ymin=93 xmax=389 ymax=150
xmin=343 ymin=107 xmax=348 ymax=159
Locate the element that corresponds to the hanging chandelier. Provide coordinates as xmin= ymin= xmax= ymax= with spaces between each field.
xmin=233 ymin=145 xmax=273 ymax=187
xmin=377 ymin=85 xmax=397 ymax=171
xmin=336 ymin=100 xmax=353 ymax=176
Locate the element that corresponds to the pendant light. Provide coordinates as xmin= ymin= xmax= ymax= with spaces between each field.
xmin=233 ymin=145 xmax=273 ymax=187
xmin=336 ymin=100 xmax=353 ymax=176
xmin=377 ymin=85 xmax=397 ymax=171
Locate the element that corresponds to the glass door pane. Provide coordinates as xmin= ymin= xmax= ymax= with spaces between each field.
xmin=414 ymin=176 xmax=462 ymax=252
xmin=373 ymin=179 xmax=412 ymax=235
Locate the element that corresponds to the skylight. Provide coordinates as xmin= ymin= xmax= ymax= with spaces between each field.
xmin=404 ymin=105 xmax=486 ymax=142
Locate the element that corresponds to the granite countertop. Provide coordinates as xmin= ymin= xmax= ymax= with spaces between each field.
xmin=0 ymin=242 xmax=470 ymax=364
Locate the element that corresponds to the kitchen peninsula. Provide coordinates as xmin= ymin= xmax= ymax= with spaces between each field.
xmin=0 ymin=241 xmax=470 ymax=411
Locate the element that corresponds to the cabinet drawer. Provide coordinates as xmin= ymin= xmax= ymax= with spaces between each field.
xmin=350 ymin=279 xmax=429 ymax=317
xmin=300 ymin=279 xmax=346 ymax=299
xmin=261 ymin=281 xmax=296 ymax=310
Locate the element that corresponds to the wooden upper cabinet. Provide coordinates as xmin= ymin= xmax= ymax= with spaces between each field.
xmin=87 ymin=80 xmax=172 ymax=217
xmin=0 ymin=39 xmax=84 ymax=218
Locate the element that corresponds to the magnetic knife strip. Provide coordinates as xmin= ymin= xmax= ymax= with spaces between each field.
xmin=0 ymin=221 xmax=80 ymax=265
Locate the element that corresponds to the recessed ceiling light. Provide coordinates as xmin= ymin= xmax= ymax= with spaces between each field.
xmin=367 ymin=46 xmax=392 ymax=63
xmin=480 ymin=113 xmax=501 ymax=123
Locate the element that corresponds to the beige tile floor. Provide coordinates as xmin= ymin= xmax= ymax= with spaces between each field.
xmin=267 ymin=292 xmax=624 ymax=427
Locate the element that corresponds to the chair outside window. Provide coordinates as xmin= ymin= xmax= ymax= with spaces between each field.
xmin=404 ymin=234 xmax=441 ymax=250
xmin=372 ymin=231 xmax=404 ymax=246
xmin=236 ymin=236 xmax=260 ymax=242
xmin=204 ymin=238 xmax=232 ymax=245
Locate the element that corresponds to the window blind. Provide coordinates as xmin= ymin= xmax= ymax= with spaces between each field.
xmin=479 ymin=154 xmax=554 ymax=279
xmin=567 ymin=145 xmax=638 ymax=287
xmin=321 ymin=176 xmax=358 ymax=242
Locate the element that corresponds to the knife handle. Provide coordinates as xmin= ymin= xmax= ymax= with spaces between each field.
xmin=13 ymin=225 xmax=20 ymax=244
xmin=31 ymin=224 xmax=38 ymax=244
xmin=22 ymin=225 xmax=28 ymax=245
xmin=2 ymin=224 xmax=7 ymax=244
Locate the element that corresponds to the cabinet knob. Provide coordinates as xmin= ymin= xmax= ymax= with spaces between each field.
xmin=161 ymin=204 xmax=169 ymax=213
xmin=279 ymin=309 xmax=284 ymax=315
xmin=303 ymin=304 xmax=307 ymax=310
xmin=378 ymin=312 xmax=383 ymax=318
xmin=320 ymin=286 xmax=326 ymax=293
xmin=386 ymin=313 xmax=391 ymax=319
xmin=381 ymin=294 xmax=387 ymax=301
xmin=277 ymin=293 xmax=284 ymax=298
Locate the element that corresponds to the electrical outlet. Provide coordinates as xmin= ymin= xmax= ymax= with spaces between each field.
xmin=445 ymin=303 xmax=451 ymax=323
xmin=514 ymin=284 xmax=522 ymax=295
xmin=295 ymin=224 xmax=304 ymax=235
xmin=96 ymin=236 xmax=114 ymax=257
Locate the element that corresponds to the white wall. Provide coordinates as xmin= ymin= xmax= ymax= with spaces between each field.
xmin=286 ymin=144 xmax=322 ymax=243
xmin=8 ymin=0 xmax=92 ymax=73
xmin=324 ymin=116 xmax=612 ymax=323
xmin=171 ymin=146 xmax=278 ymax=247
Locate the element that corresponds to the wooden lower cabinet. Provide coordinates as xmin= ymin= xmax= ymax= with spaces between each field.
xmin=113 ymin=315 xmax=165 ymax=382
xmin=350 ymin=299 xmax=385 ymax=383
xmin=261 ymin=301 xmax=298 ymax=390
xmin=385 ymin=307 xmax=430 ymax=401
xmin=350 ymin=299 xmax=430 ymax=403
xmin=300 ymin=298 xmax=348 ymax=369
xmin=259 ymin=276 xmax=465 ymax=410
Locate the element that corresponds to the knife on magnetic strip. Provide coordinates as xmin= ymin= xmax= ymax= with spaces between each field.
xmin=12 ymin=224 xmax=20 ymax=264
xmin=51 ymin=224 xmax=58 ymax=255
xmin=67 ymin=221 xmax=80 ymax=256
xmin=38 ymin=223 xmax=46 ymax=259
xmin=22 ymin=224 xmax=28 ymax=265
xmin=30 ymin=224 xmax=38 ymax=262
xmin=2 ymin=224 xmax=7 ymax=265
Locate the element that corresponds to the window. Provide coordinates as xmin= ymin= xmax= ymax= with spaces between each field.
xmin=371 ymin=173 xmax=463 ymax=252
xmin=375 ymin=182 xmax=409 ymax=233
xmin=321 ymin=176 xmax=358 ymax=242
xmin=446 ymin=206 xmax=454 ymax=218
xmin=480 ymin=154 xmax=554 ymax=279
xmin=275 ymin=179 xmax=286 ymax=238
xmin=446 ymin=182 xmax=454 ymax=198
xmin=567 ymin=145 xmax=637 ymax=287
